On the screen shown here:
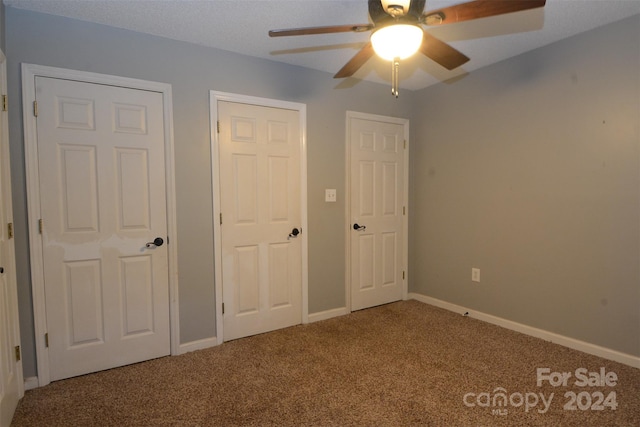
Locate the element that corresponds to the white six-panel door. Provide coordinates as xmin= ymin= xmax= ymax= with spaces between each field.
xmin=35 ymin=76 xmax=170 ymax=381
xmin=217 ymin=100 xmax=302 ymax=341
xmin=349 ymin=114 xmax=407 ymax=311
xmin=0 ymin=51 xmax=23 ymax=427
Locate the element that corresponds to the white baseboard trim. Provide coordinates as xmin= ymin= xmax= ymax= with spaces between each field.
xmin=308 ymin=306 xmax=349 ymax=323
xmin=24 ymin=376 xmax=38 ymax=391
xmin=408 ymin=293 xmax=640 ymax=369
xmin=177 ymin=337 xmax=219 ymax=355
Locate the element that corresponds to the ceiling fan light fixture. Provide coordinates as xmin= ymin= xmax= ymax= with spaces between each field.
xmin=371 ymin=24 xmax=423 ymax=61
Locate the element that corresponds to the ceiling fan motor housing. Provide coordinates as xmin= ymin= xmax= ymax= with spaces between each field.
xmin=369 ymin=0 xmax=426 ymax=24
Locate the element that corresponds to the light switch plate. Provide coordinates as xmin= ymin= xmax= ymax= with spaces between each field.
xmin=471 ymin=268 xmax=480 ymax=283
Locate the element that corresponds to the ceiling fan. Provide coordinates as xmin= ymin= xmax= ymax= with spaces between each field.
xmin=269 ymin=0 xmax=547 ymax=96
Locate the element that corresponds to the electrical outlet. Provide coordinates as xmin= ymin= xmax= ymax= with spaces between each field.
xmin=325 ymin=189 xmax=337 ymax=202
xmin=471 ymin=268 xmax=480 ymax=283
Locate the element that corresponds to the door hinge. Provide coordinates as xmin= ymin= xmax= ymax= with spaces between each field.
xmin=14 ymin=345 xmax=21 ymax=362
xmin=38 ymin=219 xmax=43 ymax=234
xmin=404 ymin=140 xmax=407 ymax=149
xmin=2 ymin=95 xmax=7 ymax=112
xmin=44 ymin=333 xmax=49 ymax=348
xmin=219 ymin=213 xmax=222 ymax=225
xmin=402 ymin=271 xmax=405 ymax=280
xmin=7 ymin=222 xmax=13 ymax=239
xmin=222 ymin=303 xmax=225 ymax=315
xmin=217 ymin=120 xmax=220 ymax=133
xmin=403 ymin=206 xmax=406 ymax=215
xmin=33 ymin=100 xmax=38 ymax=117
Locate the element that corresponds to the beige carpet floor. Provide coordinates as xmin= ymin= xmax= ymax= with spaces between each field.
xmin=11 ymin=300 xmax=640 ymax=426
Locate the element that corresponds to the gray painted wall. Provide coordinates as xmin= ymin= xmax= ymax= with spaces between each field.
xmin=6 ymin=7 xmax=414 ymax=378
xmin=409 ymin=14 xmax=640 ymax=357
xmin=0 ymin=1 xmax=5 ymax=52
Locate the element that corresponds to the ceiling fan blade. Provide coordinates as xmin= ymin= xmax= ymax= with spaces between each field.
xmin=419 ymin=32 xmax=470 ymax=70
xmin=334 ymin=42 xmax=375 ymax=78
xmin=423 ymin=0 xmax=546 ymax=26
xmin=269 ymin=24 xmax=373 ymax=37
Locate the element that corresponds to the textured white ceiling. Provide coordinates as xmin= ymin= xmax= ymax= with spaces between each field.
xmin=4 ymin=0 xmax=640 ymax=90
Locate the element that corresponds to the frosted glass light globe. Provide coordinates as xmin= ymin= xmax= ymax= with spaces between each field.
xmin=371 ymin=24 xmax=423 ymax=61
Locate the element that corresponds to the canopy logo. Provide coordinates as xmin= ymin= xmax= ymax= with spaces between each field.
xmin=463 ymin=367 xmax=618 ymax=416
xmin=463 ymin=388 xmax=553 ymax=414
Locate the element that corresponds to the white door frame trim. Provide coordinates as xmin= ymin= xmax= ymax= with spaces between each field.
xmin=209 ymin=91 xmax=309 ymax=343
xmin=21 ymin=63 xmax=180 ymax=387
xmin=345 ymin=111 xmax=410 ymax=311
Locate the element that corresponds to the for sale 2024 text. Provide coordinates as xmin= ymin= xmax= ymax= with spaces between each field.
xmin=537 ymin=367 xmax=618 ymax=412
